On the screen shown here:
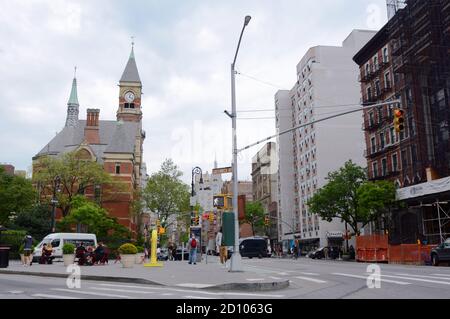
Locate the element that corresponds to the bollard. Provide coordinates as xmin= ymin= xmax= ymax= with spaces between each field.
xmin=144 ymin=229 xmax=163 ymax=267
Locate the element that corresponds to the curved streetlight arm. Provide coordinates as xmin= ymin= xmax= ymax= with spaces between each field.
xmin=232 ymin=16 xmax=251 ymax=67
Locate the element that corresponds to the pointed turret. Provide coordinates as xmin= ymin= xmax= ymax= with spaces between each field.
xmin=65 ymin=74 xmax=80 ymax=127
xmin=120 ymin=45 xmax=141 ymax=84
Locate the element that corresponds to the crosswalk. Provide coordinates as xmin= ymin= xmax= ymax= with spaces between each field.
xmin=30 ymin=282 xmax=286 ymax=299
xmin=242 ymin=264 xmax=450 ymax=290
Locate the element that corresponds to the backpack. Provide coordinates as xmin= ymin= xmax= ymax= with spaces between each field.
xmin=190 ymin=238 xmax=197 ymax=249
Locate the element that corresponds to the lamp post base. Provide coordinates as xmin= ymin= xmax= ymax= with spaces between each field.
xmin=228 ymin=252 xmax=244 ymax=272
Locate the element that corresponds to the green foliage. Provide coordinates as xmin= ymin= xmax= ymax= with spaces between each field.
xmin=58 ymin=195 xmax=130 ymax=238
xmin=0 ymin=230 xmax=27 ymax=259
xmin=242 ymin=201 xmax=266 ymax=236
xmin=8 ymin=204 xmax=52 ymax=241
xmin=62 ymin=243 xmax=76 ymax=255
xmin=143 ymin=159 xmax=190 ymax=228
xmin=118 ymin=243 xmax=137 ymax=254
xmin=307 ymin=160 xmax=397 ymax=235
xmin=0 ymin=167 xmax=35 ymax=225
xmin=33 ymin=152 xmax=115 ymax=217
xmin=135 ymin=246 xmax=145 ymax=253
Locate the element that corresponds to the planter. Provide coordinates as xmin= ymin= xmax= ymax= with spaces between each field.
xmin=63 ymin=254 xmax=75 ymax=267
xmin=121 ymin=254 xmax=135 ymax=268
xmin=135 ymin=253 xmax=145 ymax=264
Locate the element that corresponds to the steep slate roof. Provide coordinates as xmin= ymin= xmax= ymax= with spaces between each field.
xmin=119 ymin=47 xmax=141 ymax=83
xmin=35 ymin=120 xmax=139 ymax=162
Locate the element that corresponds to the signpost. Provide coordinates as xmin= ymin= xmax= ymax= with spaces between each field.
xmin=212 ymin=167 xmax=232 ymax=175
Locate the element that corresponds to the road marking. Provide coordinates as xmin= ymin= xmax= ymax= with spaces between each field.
xmin=33 ymin=293 xmax=80 ymax=299
xmin=96 ymin=283 xmax=284 ymax=298
xmin=246 ymin=278 xmax=266 ymax=281
xmin=8 ymin=290 xmax=24 ymax=294
xmin=176 ymin=283 xmax=215 ymax=288
xmin=332 ymin=273 xmax=410 ymax=285
xmin=294 ymin=276 xmax=327 ymax=284
xmin=394 ymin=273 xmax=450 ymax=281
xmin=269 ymin=276 xmax=283 ymax=280
xmin=278 ymin=272 xmax=289 ymax=276
xmin=162 ymin=293 xmax=173 ymax=296
xmin=51 ymin=288 xmax=132 ymax=299
xmin=90 ymin=287 xmax=155 ymax=294
xmin=299 ymin=272 xmax=320 ymax=276
xmin=376 ymin=274 xmax=450 ymax=285
xmin=431 ymin=273 xmax=450 ymax=277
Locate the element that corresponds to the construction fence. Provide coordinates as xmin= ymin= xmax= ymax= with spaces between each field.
xmin=356 ymin=235 xmax=433 ymax=265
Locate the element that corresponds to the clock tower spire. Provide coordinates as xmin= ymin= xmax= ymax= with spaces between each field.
xmin=117 ymin=41 xmax=142 ymax=122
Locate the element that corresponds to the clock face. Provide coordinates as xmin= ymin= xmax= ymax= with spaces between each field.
xmin=124 ymin=91 xmax=135 ymax=103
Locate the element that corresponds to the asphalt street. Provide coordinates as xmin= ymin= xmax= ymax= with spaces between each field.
xmin=1 ymin=258 xmax=450 ymax=299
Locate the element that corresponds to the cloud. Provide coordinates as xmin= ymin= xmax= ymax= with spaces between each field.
xmin=0 ymin=0 xmax=388 ymax=184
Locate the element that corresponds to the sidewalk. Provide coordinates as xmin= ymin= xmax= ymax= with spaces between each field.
xmin=0 ymin=256 xmax=289 ymax=291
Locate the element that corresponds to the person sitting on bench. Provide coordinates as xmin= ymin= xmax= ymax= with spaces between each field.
xmin=76 ymin=242 xmax=87 ymax=266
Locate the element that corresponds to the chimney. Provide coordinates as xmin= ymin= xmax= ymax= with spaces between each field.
xmin=84 ymin=109 xmax=100 ymax=144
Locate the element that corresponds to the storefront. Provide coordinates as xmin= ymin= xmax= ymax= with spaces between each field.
xmin=326 ymin=231 xmax=344 ymax=249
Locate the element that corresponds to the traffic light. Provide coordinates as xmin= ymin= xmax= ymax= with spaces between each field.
xmin=209 ymin=213 xmax=214 ymax=222
xmin=394 ymin=109 xmax=405 ymax=133
xmin=158 ymin=227 xmax=165 ymax=235
xmin=264 ymin=216 xmax=270 ymax=226
xmin=156 ymin=219 xmax=160 ymax=227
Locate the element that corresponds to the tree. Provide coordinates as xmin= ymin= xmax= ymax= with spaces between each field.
xmin=58 ymin=195 xmax=130 ymax=238
xmin=143 ymin=159 xmax=190 ymax=228
xmin=0 ymin=167 xmax=35 ymax=224
xmin=33 ymin=151 xmax=115 ymax=217
xmin=9 ymin=204 xmax=52 ymax=241
xmin=242 ymin=201 xmax=266 ymax=236
xmin=307 ymin=160 xmax=396 ymax=236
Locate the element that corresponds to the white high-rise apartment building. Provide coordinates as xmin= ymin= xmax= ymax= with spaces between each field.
xmin=275 ymin=30 xmax=377 ymax=251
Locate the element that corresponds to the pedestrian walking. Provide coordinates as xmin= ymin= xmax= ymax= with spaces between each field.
xmin=216 ymin=227 xmax=226 ymax=265
xmin=23 ymin=234 xmax=33 ymax=266
xmin=188 ymin=233 xmax=198 ymax=265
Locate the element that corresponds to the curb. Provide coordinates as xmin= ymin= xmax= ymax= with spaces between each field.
xmin=0 ymin=270 xmax=289 ymax=292
xmin=204 ymin=280 xmax=290 ymax=292
xmin=0 ymin=270 xmax=163 ymax=286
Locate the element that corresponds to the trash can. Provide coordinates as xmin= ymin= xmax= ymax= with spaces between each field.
xmin=0 ymin=247 xmax=10 ymax=268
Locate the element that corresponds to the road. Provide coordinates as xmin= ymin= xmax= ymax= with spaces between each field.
xmin=1 ymin=258 xmax=450 ymax=299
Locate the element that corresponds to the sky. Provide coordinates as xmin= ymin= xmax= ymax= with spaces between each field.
xmin=0 ymin=0 xmax=389 ymax=184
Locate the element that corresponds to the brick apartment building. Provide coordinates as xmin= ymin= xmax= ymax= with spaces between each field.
xmin=32 ymin=45 xmax=147 ymax=235
xmin=354 ymin=0 xmax=450 ymax=188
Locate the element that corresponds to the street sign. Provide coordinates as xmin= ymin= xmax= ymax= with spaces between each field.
xmin=212 ymin=167 xmax=232 ymax=175
xmin=213 ymin=196 xmax=225 ymax=208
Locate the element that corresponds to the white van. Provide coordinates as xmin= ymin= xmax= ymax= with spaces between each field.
xmin=33 ymin=233 xmax=97 ymax=262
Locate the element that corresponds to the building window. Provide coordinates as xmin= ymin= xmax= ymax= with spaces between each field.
xmin=377 ymin=107 xmax=383 ymax=124
xmin=390 ymin=127 xmax=396 ymax=145
xmin=380 ymin=132 xmax=385 ymax=149
xmin=375 ymin=80 xmax=381 ymax=97
xmin=401 ymin=150 xmax=408 ymax=170
xmin=369 ymin=112 xmax=375 ymax=126
xmin=392 ymin=153 xmax=398 ymax=172
xmin=124 ymin=103 xmax=135 ymax=109
xmin=115 ymin=163 xmax=121 ymax=174
xmin=382 ymin=158 xmax=387 ymax=176
xmin=385 ymin=72 xmax=391 ymax=88
xmin=373 ymin=56 xmax=378 ymax=70
xmin=372 ymin=162 xmax=379 ymax=178
xmin=371 ymin=137 xmax=376 ymax=154
xmin=383 ymin=47 xmax=389 ymax=63
xmin=365 ymin=64 xmax=370 ymax=76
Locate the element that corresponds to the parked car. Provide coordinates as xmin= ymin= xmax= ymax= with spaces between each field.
xmin=239 ymin=237 xmax=270 ymax=259
xmin=309 ymin=247 xmax=325 ymax=260
xmin=431 ymin=238 xmax=450 ymax=266
xmin=33 ymin=233 xmax=97 ymax=262
xmin=174 ymin=248 xmax=190 ymax=261
xmin=158 ymin=248 xmax=169 ymax=261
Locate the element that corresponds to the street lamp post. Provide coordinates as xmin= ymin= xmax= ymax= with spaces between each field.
xmin=50 ymin=176 xmax=61 ymax=233
xmin=228 ymin=15 xmax=251 ymax=272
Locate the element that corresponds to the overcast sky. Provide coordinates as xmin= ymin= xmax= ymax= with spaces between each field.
xmin=0 ymin=0 xmax=388 ymax=184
